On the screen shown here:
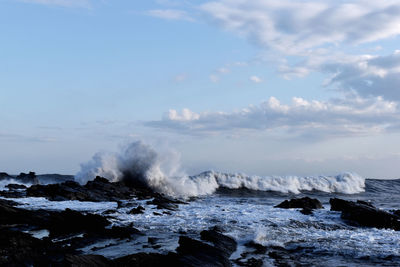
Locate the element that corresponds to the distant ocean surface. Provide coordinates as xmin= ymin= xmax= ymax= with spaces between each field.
xmin=3 ymin=172 xmax=400 ymax=266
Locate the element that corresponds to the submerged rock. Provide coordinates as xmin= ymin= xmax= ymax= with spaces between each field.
xmin=128 ymin=206 xmax=145 ymax=215
xmin=275 ymin=197 xmax=323 ymax=210
xmin=330 ymin=198 xmax=400 ymax=230
xmin=6 ymin=184 xmax=27 ymax=190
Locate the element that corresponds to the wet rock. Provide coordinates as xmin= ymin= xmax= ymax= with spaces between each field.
xmin=234 ymin=257 xmax=264 ymax=267
xmin=16 ymin=172 xmax=39 ymax=185
xmin=0 ymin=172 xmax=12 ymax=179
xmin=0 ymin=228 xmax=71 ymax=266
xmin=147 ymin=195 xmax=184 ymax=211
xmin=6 ymin=184 xmax=27 ymax=190
xmin=177 ymin=236 xmax=232 ymax=267
xmin=330 ymin=198 xmax=400 ymax=230
xmin=113 ymin=252 xmax=179 ymax=267
xmin=27 ymin=176 xmax=152 ymax=202
xmin=128 ymin=205 xmax=145 ymax=215
xmin=200 ymin=228 xmax=237 ymax=257
xmin=63 ymin=254 xmax=111 ymax=267
xmin=274 ymin=197 xmax=323 ymax=210
xmin=300 ymin=207 xmax=313 ymax=215
xmin=244 ymin=241 xmax=267 ymax=254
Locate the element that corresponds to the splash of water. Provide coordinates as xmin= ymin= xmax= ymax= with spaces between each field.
xmin=76 ymin=141 xmax=365 ymax=197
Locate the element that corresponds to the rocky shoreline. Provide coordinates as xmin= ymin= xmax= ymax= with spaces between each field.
xmin=1 ymin=173 xmax=400 ymax=266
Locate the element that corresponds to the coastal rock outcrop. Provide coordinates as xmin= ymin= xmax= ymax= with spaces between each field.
xmin=330 ymin=198 xmax=400 ymax=230
xmin=275 ymin=197 xmax=323 ymax=214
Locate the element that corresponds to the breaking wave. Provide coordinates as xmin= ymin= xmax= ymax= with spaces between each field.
xmin=76 ymin=141 xmax=365 ymax=197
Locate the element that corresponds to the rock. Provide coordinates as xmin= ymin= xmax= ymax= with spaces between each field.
xmin=234 ymin=257 xmax=264 ymax=267
xmin=330 ymin=198 xmax=400 ymax=230
xmin=147 ymin=195 xmax=185 ymax=211
xmin=6 ymin=184 xmax=27 ymax=190
xmin=0 ymin=228 xmax=71 ymax=266
xmin=200 ymin=228 xmax=237 ymax=257
xmin=275 ymin=197 xmax=323 ymax=210
xmin=128 ymin=206 xmax=145 ymax=215
xmin=25 ymin=176 xmax=177 ymax=204
xmin=16 ymin=172 xmax=39 ymax=184
xmin=113 ymin=252 xmax=179 ymax=267
xmin=300 ymin=208 xmax=313 ymax=215
xmin=0 ymin=172 xmax=12 ymax=179
xmin=63 ymin=254 xmax=111 ymax=267
xmin=244 ymin=241 xmax=267 ymax=254
xmin=177 ymin=236 xmax=233 ymax=267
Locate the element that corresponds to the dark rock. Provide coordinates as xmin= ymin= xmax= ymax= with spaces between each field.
xmin=300 ymin=207 xmax=313 ymax=215
xmin=153 ymin=212 xmax=162 ymax=216
xmin=200 ymin=228 xmax=237 ymax=257
xmin=128 ymin=205 xmax=145 ymax=215
xmin=330 ymin=198 xmax=400 ymax=230
xmin=16 ymin=172 xmax=39 ymax=184
xmin=25 ymin=176 xmax=177 ymax=204
xmin=63 ymin=254 xmax=111 ymax=267
xmin=275 ymin=197 xmax=323 ymax=210
xmin=6 ymin=184 xmax=27 ymax=190
xmin=0 ymin=228 xmax=71 ymax=266
xmin=244 ymin=241 xmax=267 ymax=254
xmin=0 ymin=172 xmax=12 ymax=179
xmin=177 ymin=236 xmax=232 ymax=267
xmin=113 ymin=252 xmax=179 ymax=267
xmin=148 ymin=237 xmax=161 ymax=246
xmin=147 ymin=195 xmax=184 ymax=211
xmin=234 ymin=257 xmax=264 ymax=267
xmin=392 ymin=210 xmax=400 ymax=217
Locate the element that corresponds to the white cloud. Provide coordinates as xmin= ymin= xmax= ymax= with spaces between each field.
xmin=147 ymin=9 xmax=194 ymax=21
xmin=250 ymin=75 xmax=262 ymax=83
xmin=323 ymin=51 xmax=400 ymax=101
xmin=146 ymin=95 xmax=399 ymax=139
xmin=201 ymin=0 xmax=400 ymax=55
xmin=19 ymin=0 xmax=90 ymax=8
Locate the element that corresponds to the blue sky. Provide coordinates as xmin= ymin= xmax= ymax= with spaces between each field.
xmin=1 ymin=0 xmax=400 ymax=178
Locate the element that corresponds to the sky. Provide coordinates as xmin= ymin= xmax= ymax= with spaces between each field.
xmin=1 ymin=0 xmax=400 ymax=178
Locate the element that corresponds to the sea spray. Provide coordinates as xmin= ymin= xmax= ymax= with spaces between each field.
xmin=76 ymin=141 xmax=365 ymax=197
xmin=75 ymin=141 xmax=219 ymax=197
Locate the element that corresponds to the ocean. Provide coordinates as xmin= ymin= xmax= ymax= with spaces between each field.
xmin=3 ymin=172 xmax=400 ymax=266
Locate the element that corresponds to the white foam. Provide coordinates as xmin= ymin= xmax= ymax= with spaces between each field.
xmin=3 ymin=197 xmax=117 ymax=212
xmin=192 ymin=171 xmax=366 ymax=194
xmin=76 ymin=141 xmax=365 ymax=197
xmin=0 ymin=179 xmax=31 ymax=190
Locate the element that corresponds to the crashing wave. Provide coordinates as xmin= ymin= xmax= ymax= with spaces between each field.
xmin=191 ymin=171 xmax=365 ymax=195
xmin=76 ymin=141 xmax=365 ymax=197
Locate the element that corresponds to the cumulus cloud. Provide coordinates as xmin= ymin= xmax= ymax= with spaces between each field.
xmin=200 ymin=0 xmax=400 ymax=54
xmin=147 ymin=9 xmax=194 ymax=21
xmin=19 ymin=0 xmax=90 ymax=8
xmin=146 ymin=95 xmax=399 ymax=139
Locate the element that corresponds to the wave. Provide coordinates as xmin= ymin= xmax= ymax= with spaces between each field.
xmin=76 ymin=141 xmax=365 ymax=198
xmin=191 ymin=171 xmax=365 ymax=195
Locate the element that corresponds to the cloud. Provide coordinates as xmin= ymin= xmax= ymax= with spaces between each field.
xmin=201 ymin=0 xmax=400 ymax=55
xmin=145 ymin=95 xmax=400 ymax=140
xmin=19 ymin=0 xmax=91 ymax=8
xmin=250 ymin=75 xmax=262 ymax=83
xmin=322 ymin=51 xmax=400 ymax=101
xmin=147 ymin=9 xmax=194 ymax=21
